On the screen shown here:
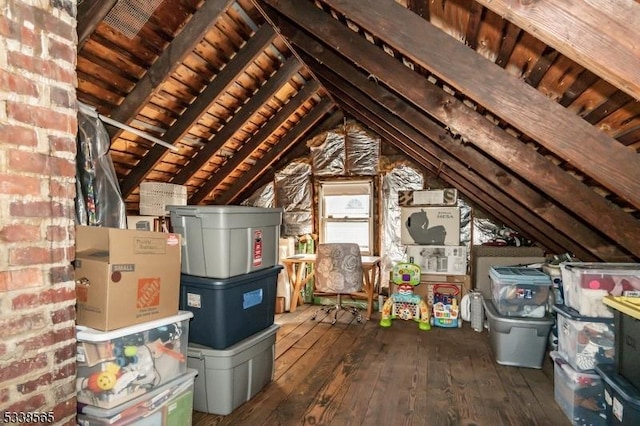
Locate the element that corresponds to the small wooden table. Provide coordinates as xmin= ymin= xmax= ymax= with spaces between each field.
xmin=281 ymin=254 xmax=381 ymax=320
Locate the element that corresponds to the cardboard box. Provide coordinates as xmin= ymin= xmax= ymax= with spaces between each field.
xmin=400 ymin=206 xmax=460 ymax=245
xmin=406 ymin=245 xmax=467 ymax=275
xmin=74 ymin=226 xmax=181 ymax=331
xmin=127 ymin=215 xmax=172 ymax=232
xmin=398 ymin=188 xmax=458 ymax=206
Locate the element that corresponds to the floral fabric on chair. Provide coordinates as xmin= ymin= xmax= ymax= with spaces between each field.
xmin=315 ymin=243 xmax=363 ymax=294
xmin=312 ymin=243 xmax=364 ymax=324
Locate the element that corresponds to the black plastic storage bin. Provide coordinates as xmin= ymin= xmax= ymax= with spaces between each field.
xmin=595 ymin=364 xmax=640 ymax=425
xmin=180 ymin=265 xmax=282 ymax=349
xmin=612 ymin=307 xmax=640 ymax=391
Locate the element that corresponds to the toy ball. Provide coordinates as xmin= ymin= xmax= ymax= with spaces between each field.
xmin=87 ymin=371 xmax=118 ymax=392
xmin=123 ymin=346 xmax=137 ymax=357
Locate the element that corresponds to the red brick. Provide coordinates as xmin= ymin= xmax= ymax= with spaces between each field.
xmin=10 ymin=201 xmax=66 ymax=218
xmin=46 ymin=224 xmax=69 ymax=242
xmin=48 ymin=38 xmax=76 ymax=66
xmin=39 ymin=287 xmax=75 ymax=305
xmin=0 ymin=353 xmax=48 ymax=382
xmin=49 ymin=135 xmax=76 ymax=154
xmin=17 ymin=372 xmax=53 ymax=394
xmin=49 ymin=265 xmax=74 ymax=285
xmin=0 ymin=16 xmax=20 ymax=40
xmin=6 ymin=100 xmax=75 ymax=134
xmin=0 ymin=124 xmax=38 ymax=147
xmin=54 ymin=343 xmax=75 ymax=364
xmin=0 ymin=224 xmax=40 ymax=243
xmin=11 ymin=292 xmax=39 ymax=310
xmin=0 ymin=69 xmax=39 ymax=97
xmin=51 ymin=305 xmax=75 ymax=324
xmin=9 ymin=246 xmax=67 ymax=267
xmin=0 ymin=173 xmax=40 ymax=196
xmin=53 ymin=396 xmax=77 ymax=423
xmin=49 ymin=180 xmax=76 ymax=199
xmin=9 ymin=149 xmax=76 ymax=176
xmin=4 ymin=393 xmax=47 ymax=414
xmin=0 ymin=313 xmax=46 ymax=339
xmin=18 ymin=330 xmax=55 ymax=351
xmin=0 ymin=268 xmax=43 ymax=292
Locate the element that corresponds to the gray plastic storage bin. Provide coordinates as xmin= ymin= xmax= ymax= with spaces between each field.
xmin=483 ymin=299 xmax=554 ymax=368
xmin=169 ymin=205 xmax=282 ymax=279
xmin=180 ymin=265 xmax=281 ymax=349
xmin=188 ymin=324 xmax=279 ymax=415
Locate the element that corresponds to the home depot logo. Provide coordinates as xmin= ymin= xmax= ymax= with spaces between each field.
xmin=137 ymin=278 xmax=161 ymax=308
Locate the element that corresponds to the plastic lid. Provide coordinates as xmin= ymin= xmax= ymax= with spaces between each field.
xmin=602 ymin=296 xmax=640 ymax=319
xmin=595 ymin=364 xmax=640 ymax=409
xmin=77 ymin=311 xmax=193 ymax=342
xmin=561 ymin=262 xmax=640 ymax=272
xmin=489 ymin=266 xmax=551 ymax=285
xmin=552 ymin=304 xmax=614 ymax=323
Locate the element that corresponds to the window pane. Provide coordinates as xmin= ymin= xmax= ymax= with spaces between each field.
xmin=324 ymin=195 xmax=370 ymax=218
xmin=324 ymin=222 xmax=370 ymax=251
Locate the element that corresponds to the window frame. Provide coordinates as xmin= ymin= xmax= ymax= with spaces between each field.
xmin=317 ymin=178 xmax=374 ymax=255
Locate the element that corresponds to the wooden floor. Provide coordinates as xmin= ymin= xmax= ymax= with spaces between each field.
xmin=192 ymin=304 xmax=569 ymax=426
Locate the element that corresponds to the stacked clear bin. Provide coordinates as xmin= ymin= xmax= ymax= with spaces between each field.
xmin=554 ymin=262 xmax=640 ymax=425
xmin=76 ymin=312 xmax=196 ymax=425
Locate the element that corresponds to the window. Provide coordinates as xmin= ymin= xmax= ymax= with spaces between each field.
xmin=318 ymin=179 xmax=374 ymax=255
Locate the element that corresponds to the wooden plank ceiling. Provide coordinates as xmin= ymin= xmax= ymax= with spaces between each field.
xmin=76 ymin=0 xmax=640 ymax=262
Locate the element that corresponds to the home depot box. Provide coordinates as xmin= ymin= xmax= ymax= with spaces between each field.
xmin=74 ymin=226 xmax=181 ymax=331
xmin=400 ymin=206 xmax=460 ymax=246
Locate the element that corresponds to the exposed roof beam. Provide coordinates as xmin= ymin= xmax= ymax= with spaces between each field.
xmin=109 ymin=0 xmax=236 ymax=124
xmin=172 ymin=57 xmax=302 ymax=185
xmin=310 ymin=63 xmax=595 ymax=259
xmin=329 ymin=89 xmax=566 ymax=256
xmin=77 ymin=0 xmax=118 ymax=49
xmin=189 ymin=80 xmax=321 ymax=203
xmin=260 ymin=0 xmax=640 ymax=259
xmin=217 ymin=99 xmax=337 ymax=204
xmin=288 ymin=29 xmax=623 ymax=260
xmin=119 ymin=24 xmax=277 ymax=197
xmin=474 ymin=0 xmax=640 ymax=102
xmin=320 ymin=0 xmax=640 ymax=210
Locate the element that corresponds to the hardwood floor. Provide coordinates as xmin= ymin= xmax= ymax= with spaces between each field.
xmin=192 ymin=304 xmax=569 ymax=425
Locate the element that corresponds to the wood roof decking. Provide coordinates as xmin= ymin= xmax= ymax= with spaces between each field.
xmin=76 ymin=0 xmax=640 ymax=262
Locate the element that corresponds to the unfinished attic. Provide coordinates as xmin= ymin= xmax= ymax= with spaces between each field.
xmin=1 ymin=0 xmax=640 ymax=425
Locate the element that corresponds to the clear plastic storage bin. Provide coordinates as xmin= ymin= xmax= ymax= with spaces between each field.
xmin=553 ymin=304 xmax=615 ymax=372
xmin=76 ymin=311 xmax=193 ymax=409
xmin=550 ymin=351 xmax=606 ymax=426
xmin=560 ymin=263 xmax=640 ymax=318
xmin=490 ymin=266 xmax=551 ymax=318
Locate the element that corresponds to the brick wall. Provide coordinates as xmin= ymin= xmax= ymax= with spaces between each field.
xmin=0 ymin=1 xmax=77 ymax=425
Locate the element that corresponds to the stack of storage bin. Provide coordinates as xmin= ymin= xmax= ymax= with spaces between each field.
xmin=556 ymin=262 xmax=640 ymax=425
xmin=596 ymin=296 xmax=640 ymax=425
xmin=74 ymin=226 xmax=197 ymax=425
xmin=482 ymin=266 xmax=554 ymax=369
xmin=169 ymin=205 xmax=283 ymax=416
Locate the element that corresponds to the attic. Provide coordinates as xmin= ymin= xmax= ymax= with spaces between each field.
xmin=1 ymin=0 xmax=639 ymax=424
xmin=75 ymin=0 xmax=640 ymax=262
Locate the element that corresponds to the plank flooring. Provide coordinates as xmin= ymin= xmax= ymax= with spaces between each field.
xmin=192 ymin=304 xmax=569 ymax=426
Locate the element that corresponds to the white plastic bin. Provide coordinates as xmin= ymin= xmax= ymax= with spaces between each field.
xmin=169 ymin=205 xmax=282 ymax=279
xmin=76 ymin=311 xmax=193 ymax=409
xmin=560 ymin=262 xmax=640 ymax=317
xmin=77 ymin=369 xmax=197 ymax=425
xmin=188 ymin=324 xmax=279 ymax=415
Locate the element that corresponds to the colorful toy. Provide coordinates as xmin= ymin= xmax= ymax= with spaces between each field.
xmin=380 ymin=259 xmax=431 ymax=330
xmin=430 ymin=284 xmax=461 ymax=328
